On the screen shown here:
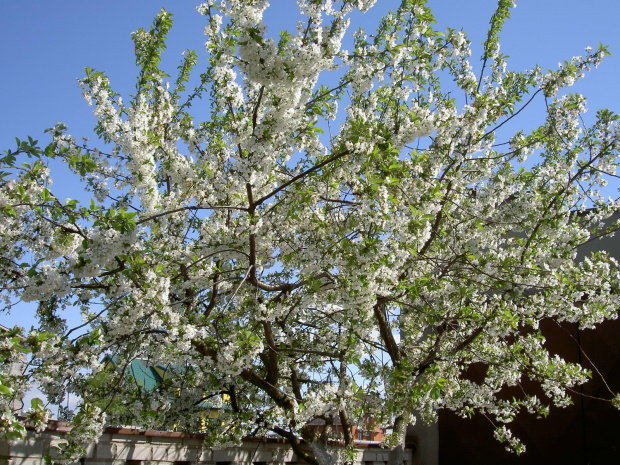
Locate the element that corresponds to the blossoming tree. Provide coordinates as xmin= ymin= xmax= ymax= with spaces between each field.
xmin=2 ymin=0 xmax=620 ymax=462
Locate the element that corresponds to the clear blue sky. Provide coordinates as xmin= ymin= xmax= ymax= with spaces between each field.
xmin=1 ymin=0 xmax=620 ymax=331
xmin=2 ymin=0 xmax=619 ymax=152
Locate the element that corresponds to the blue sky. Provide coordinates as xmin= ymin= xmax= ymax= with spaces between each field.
xmin=1 ymin=0 xmax=620 ymax=332
xmin=2 ymin=0 xmax=619 ymax=154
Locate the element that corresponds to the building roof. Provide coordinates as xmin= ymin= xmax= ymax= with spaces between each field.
xmin=104 ymin=355 xmax=167 ymax=391
xmin=102 ymin=355 xmax=226 ymax=409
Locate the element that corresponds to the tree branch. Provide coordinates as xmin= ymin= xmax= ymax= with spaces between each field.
xmin=373 ymin=297 xmax=401 ymax=365
xmin=270 ymin=426 xmax=319 ymax=465
xmin=252 ymin=149 xmax=352 ymax=207
xmin=203 ymin=260 xmax=221 ymax=318
xmin=252 ymin=85 xmax=265 ymax=131
xmin=263 ymin=321 xmax=279 ymax=385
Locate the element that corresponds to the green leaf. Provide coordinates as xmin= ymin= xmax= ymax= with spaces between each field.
xmin=3 ymin=205 xmax=16 ymax=218
xmin=0 ymin=384 xmax=13 ymax=396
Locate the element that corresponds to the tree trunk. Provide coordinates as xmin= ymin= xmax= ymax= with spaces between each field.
xmin=307 ymin=440 xmax=335 ymax=465
xmin=387 ymin=415 xmax=408 ymax=465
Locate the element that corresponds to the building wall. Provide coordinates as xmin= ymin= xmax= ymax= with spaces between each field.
xmin=437 ymin=317 xmax=620 ymax=464
xmin=437 ymin=213 xmax=620 ymax=464
xmin=0 ymin=422 xmax=414 ymax=465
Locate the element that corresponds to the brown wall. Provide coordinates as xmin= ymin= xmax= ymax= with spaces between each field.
xmin=438 ymin=317 xmax=620 ymax=464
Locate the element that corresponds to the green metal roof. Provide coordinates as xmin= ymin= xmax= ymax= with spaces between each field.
xmin=102 ymin=355 xmax=228 ymax=410
xmin=104 ymin=355 xmax=167 ymax=391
